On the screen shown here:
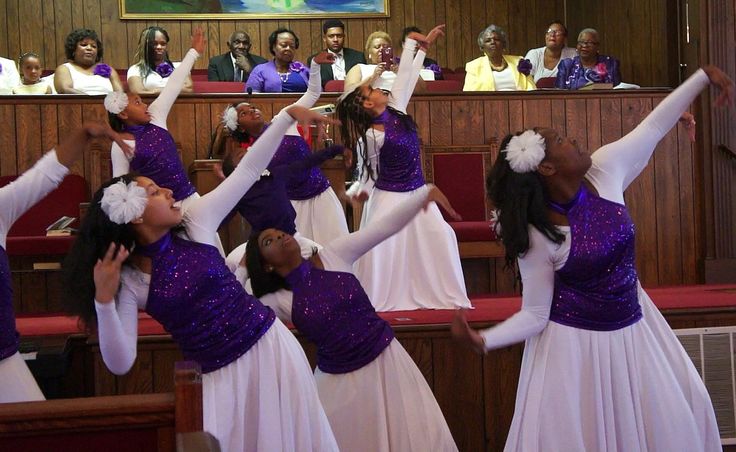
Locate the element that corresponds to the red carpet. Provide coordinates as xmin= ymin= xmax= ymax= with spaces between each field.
xmin=15 ymin=285 xmax=736 ymax=337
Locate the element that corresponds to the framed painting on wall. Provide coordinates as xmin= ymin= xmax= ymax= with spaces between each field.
xmin=120 ymin=0 xmax=390 ymax=19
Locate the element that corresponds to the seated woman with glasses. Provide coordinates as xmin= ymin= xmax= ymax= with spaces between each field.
xmin=524 ymin=21 xmax=577 ymax=83
xmin=555 ymin=28 xmax=621 ymax=90
xmin=463 ymin=24 xmax=536 ymax=91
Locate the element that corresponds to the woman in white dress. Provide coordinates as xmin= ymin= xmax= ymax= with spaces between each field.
xmin=54 ymin=28 xmax=123 ymax=95
xmin=523 ymin=21 xmax=577 ymax=83
xmin=62 ymin=106 xmax=339 ymax=452
xmin=336 ymin=25 xmax=471 ymax=311
xmin=127 ymin=26 xmax=193 ymax=95
xmin=452 ymin=65 xmax=733 ymax=452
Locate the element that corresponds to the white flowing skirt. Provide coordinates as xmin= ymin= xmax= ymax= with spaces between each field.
xmin=355 ymin=187 xmax=471 ymax=311
xmin=505 ymin=284 xmax=722 ymax=452
xmin=0 ymin=352 xmax=45 ymax=403
xmin=202 ymin=319 xmax=338 ymax=452
xmin=315 ymin=339 xmax=458 ymax=452
xmin=292 ymin=187 xmax=349 ymax=245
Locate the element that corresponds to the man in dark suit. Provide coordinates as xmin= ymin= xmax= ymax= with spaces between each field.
xmin=307 ymin=19 xmax=366 ymax=88
xmin=208 ymin=31 xmax=267 ymax=82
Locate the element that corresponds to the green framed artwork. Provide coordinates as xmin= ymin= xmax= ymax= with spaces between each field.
xmin=120 ymin=0 xmax=390 ymax=19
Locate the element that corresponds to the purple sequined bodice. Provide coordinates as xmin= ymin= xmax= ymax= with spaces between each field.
xmin=269 ymin=135 xmax=329 ymax=200
xmin=373 ymin=110 xmax=424 ymax=192
xmin=0 ymin=246 xmax=18 ymax=360
xmin=549 ymin=185 xmax=642 ymax=331
xmin=286 ymin=260 xmax=394 ymax=374
xmin=128 ymin=124 xmax=196 ymax=201
xmin=144 ymin=234 xmax=275 ymax=373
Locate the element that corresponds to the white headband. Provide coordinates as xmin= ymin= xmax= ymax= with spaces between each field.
xmin=100 ymin=180 xmax=148 ymax=225
xmin=502 ymin=130 xmax=546 ymax=173
xmin=104 ymin=92 xmax=129 ymax=115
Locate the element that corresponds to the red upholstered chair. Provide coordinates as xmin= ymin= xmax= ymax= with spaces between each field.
xmin=193 ymin=81 xmax=246 ymax=93
xmin=191 ymin=69 xmax=209 ymax=81
xmin=1 ymin=174 xmax=89 ymax=256
xmin=443 ymin=71 xmax=466 ymax=84
xmin=536 ymin=77 xmax=557 ymax=88
xmin=324 ymin=80 xmax=345 ymax=92
xmin=428 ymin=150 xmax=503 ymax=258
xmin=425 ymin=80 xmax=463 ymax=92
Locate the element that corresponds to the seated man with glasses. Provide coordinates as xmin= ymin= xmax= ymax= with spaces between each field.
xmin=555 ymin=28 xmax=621 ymax=90
xmin=524 ymin=21 xmax=577 ymax=83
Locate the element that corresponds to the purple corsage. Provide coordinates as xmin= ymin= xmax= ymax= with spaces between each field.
xmin=155 ymin=62 xmax=174 ymax=78
xmin=93 ymin=63 xmax=112 ymax=78
xmin=427 ymin=63 xmax=443 ymax=79
xmin=289 ymin=61 xmax=306 ymax=73
xmin=517 ymin=58 xmax=532 ymax=76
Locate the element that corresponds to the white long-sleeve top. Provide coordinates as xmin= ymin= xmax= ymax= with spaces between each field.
xmin=480 ymin=69 xmax=710 ymax=350
xmin=94 ymin=110 xmax=297 ymax=375
xmin=0 ymin=151 xmax=69 ymax=247
xmin=110 ymin=49 xmax=200 ymax=177
xmin=347 ymin=38 xmax=426 ymax=198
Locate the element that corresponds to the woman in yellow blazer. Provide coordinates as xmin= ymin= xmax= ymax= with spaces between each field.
xmin=463 ymin=25 xmax=536 ymax=91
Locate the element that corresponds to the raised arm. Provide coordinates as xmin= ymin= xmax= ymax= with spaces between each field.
xmin=271 ymin=144 xmax=346 ymax=180
xmin=292 ymin=56 xmax=327 ymax=108
xmin=389 ymin=38 xmax=426 ymax=112
xmin=110 ymin=141 xmax=132 ymax=177
xmin=148 ymin=28 xmax=206 ymax=127
xmin=590 ymin=67 xmax=731 ymax=192
xmin=324 ymin=184 xmax=459 ymax=267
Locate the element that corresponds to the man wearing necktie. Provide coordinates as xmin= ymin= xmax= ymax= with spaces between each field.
xmin=308 ymin=19 xmax=366 ymax=88
xmin=208 ymin=31 xmax=267 ymax=82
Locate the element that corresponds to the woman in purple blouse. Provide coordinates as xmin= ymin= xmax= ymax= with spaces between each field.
xmin=453 ymin=66 xmax=733 ymax=451
xmin=246 ymin=28 xmax=309 ymax=93
xmin=555 ymin=28 xmax=621 ymax=90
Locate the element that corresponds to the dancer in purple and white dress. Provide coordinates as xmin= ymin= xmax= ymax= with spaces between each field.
xmin=221 ymin=51 xmax=348 ymax=245
xmin=246 ymin=184 xmax=459 ymax=452
xmin=1 ymin=122 xmax=128 ymax=403
xmin=453 ymin=66 xmax=733 ymax=452
xmin=337 ymin=26 xmax=471 ymax=311
xmin=63 ymin=105 xmax=339 ymax=452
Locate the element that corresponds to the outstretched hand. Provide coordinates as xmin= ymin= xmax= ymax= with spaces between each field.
xmin=286 ymin=105 xmax=341 ymax=144
xmin=191 ymin=27 xmax=207 ymax=55
xmin=93 ymin=242 xmax=129 ymax=304
xmin=425 ymin=184 xmax=461 ymax=220
xmin=313 ymin=51 xmax=335 ymax=65
xmin=408 ymin=24 xmax=446 ymax=51
xmin=679 ymin=111 xmax=696 ymax=142
xmin=342 ymin=148 xmax=353 ymax=168
xmin=703 ymin=65 xmax=734 ymax=107
xmin=451 ymin=309 xmax=486 ymax=354
xmin=84 ymin=121 xmax=134 ymax=157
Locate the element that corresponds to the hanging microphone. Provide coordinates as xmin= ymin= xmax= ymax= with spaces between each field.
xmin=246 ymin=86 xmax=253 ymax=95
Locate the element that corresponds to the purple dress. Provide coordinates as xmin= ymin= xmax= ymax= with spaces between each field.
xmin=372 ymin=110 xmax=424 ymax=192
xmin=555 ymin=55 xmax=622 ymax=90
xmin=269 ymin=135 xmax=333 ymax=200
xmin=285 ymin=259 xmax=394 ymax=374
xmin=141 ymin=233 xmax=275 ymax=373
xmin=125 ymin=124 xmax=196 ymax=201
xmin=548 ymin=185 xmax=642 ymax=331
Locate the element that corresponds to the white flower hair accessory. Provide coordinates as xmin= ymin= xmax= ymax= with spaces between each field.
xmin=502 ymin=130 xmax=546 ymax=173
xmin=100 ymin=180 xmax=148 ymax=225
xmin=222 ymin=105 xmax=238 ymax=132
xmin=103 ymin=91 xmax=129 ymax=115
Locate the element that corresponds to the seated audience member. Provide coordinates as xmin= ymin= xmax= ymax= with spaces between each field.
xmin=127 ymin=26 xmax=192 ymax=95
xmin=13 ymin=52 xmax=52 ymax=94
xmin=400 ymin=26 xmax=443 ymax=80
xmin=246 ymin=28 xmax=309 ymax=93
xmin=556 ymin=28 xmax=621 ymax=90
xmin=208 ymin=30 xmax=267 ymax=82
xmin=307 ymin=19 xmax=366 ymax=88
xmin=524 ymin=21 xmax=577 ymax=83
xmin=463 ymin=25 xmax=536 ymax=91
xmin=0 ymin=55 xmax=21 ymax=94
xmin=344 ymin=31 xmax=396 ymax=92
xmin=54 ymin=28 xmax=123 ymax=94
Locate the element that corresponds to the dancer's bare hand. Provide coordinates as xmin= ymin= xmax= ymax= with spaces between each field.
xmin=409 ymin=24 xmax=445 ymax=51
xmin=313 ymin=51 xmax=335 ymax=65
xmin=679 ymin=112 xmax=696 ymax=142
xmin=94 ymin=243 xmax=129 ymax=303
xmin=425 ymin=184 xmax=461 ymax=220
xmin=286 ymin=105 xmax=340 ymax=144
xmin=703 ymin=65 xmax=734 ymax=107
xmin=84 ymin=121 xmax=134 ymax=157
xmin=451 ymin=310 xmax=485 ymax=354
xmin=191 ymin=27 xmax=206 ymax=55
xmin=342 ymin=148 xmax=353 ymax=168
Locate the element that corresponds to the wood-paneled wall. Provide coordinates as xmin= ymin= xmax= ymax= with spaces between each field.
xmin=0 ymin=0 xmax=678 ymax=86
xmin=0 ymin=90 xmax=702 ymax=288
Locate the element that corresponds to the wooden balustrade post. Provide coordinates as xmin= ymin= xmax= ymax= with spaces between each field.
xmin=174 ymin=361 xmax=203 ymax=434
